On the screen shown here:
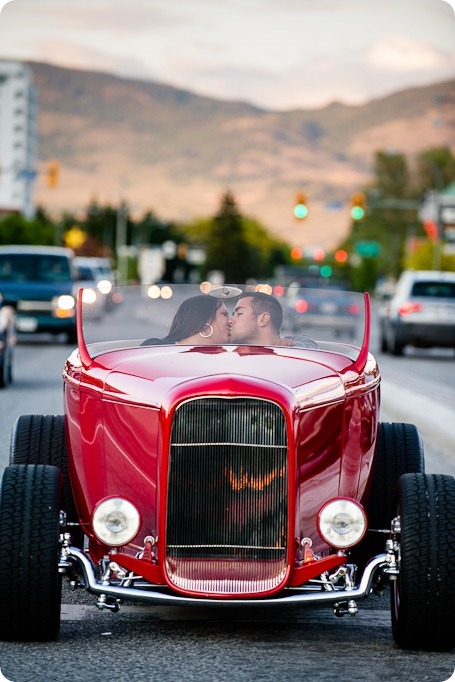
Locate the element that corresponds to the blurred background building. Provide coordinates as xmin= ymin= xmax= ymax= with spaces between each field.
xmin=0 ymin=60 xmax=37 ymax=219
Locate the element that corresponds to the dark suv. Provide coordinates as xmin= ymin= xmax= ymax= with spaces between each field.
xmin=0 ymin=245 xmax=77 ymax=344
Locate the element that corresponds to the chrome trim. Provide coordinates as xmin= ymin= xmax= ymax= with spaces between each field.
xmin=166 ymin=396 xmax=288 ymax=595
xmin=64 ymin=548 xmax=388 ymax=607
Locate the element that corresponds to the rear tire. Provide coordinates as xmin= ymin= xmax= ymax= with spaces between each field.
xmin=355 ymin=423 xmax=424 ymax=563
xmin=10 ymin=415 xmax=81 ymax=545
xmin=0 ymin=465 xmax=63 ymax=641
xmin=387 ymin=327 xmax=404 ymax=356
xmin=391 ymin=473 xmax=455 ymax=651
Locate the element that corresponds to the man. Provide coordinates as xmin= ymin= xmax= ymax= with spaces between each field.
xmin=229 ymin=291 xmax=318 ymax=348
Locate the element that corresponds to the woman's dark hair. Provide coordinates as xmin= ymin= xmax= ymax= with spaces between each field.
xmin=163 ymin=295 xmax=221 ymax=343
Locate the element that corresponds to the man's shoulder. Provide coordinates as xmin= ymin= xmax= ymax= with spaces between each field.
xmin=284 ymin=335 xmax=319 ymax=349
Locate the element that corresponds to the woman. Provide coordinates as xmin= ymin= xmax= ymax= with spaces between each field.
xmin=142 ymin=294 xmax=229 ymax=345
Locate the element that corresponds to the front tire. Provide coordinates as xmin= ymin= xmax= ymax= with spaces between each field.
xmin=10 ymin=415 xmax=81 ymax=544
xmin=0 ymin=465 xmax=63 ymax=641
xmin=391 ymin=473 xmax=455 ymax=651
xmin=355 ymin=423 xmax=424 ymax=563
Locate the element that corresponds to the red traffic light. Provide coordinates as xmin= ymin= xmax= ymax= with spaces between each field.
xmin=335 ymin=249 xmax=348 ymax=263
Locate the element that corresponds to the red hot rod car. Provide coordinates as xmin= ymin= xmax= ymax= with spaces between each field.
xmin=0 ymin=284 xmax=454 ymax=649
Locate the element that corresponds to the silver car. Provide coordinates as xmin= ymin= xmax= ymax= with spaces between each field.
xmin=379 ymin=270 xmax=455 ymax=355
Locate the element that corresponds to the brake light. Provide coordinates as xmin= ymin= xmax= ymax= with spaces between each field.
xmin=295 ymin=299 xmax=308 ymax=313
xmin=399 ymin=301 xmax=423 ymax=316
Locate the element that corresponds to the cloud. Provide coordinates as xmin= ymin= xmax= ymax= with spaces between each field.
xmin=0 ymin=0 xmax=15 ymax=12
xmin=368 ymin=35 xmax=448 ymax=71
xmin=440 ymin=0 xmax=455 ymax=14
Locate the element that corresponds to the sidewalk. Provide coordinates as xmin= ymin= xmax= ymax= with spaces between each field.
xmin=380 ymin=377 xmax=455 ymax=469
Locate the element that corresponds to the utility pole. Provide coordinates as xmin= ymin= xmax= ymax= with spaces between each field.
xmin=420 ymin=158 xmax=444 ymax=271
xmin=116 ymin=200 xmax=128 ymax=284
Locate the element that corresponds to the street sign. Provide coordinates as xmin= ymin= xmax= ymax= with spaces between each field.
xmin=355 ymin=241 xmax=381 ymax=258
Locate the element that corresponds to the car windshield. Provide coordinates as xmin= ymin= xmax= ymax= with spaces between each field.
xmin=0 ymin=254 xmax=72 ymax=283
xmin=80 ymin=283 xmax=366 ymax=352
xmin=76 ymin=266 xmax=97 ymax=280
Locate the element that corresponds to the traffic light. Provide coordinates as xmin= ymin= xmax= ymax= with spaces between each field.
xmin=350 ymin=191 xmax=366 ymax=221
xmin=46 ymin=160 xmax=59 ymax=188
xmin=334 ymin=249 xmax=348 ymax=263
xmin=294 ymin=193 xmax=308 ymax=219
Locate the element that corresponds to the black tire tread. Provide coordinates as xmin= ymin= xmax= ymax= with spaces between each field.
xmin=9 ymin=415 xmax=78 ymax=524
xmin=0 ymin=464 xmax=63 ymax=641
xmin=368 ymin=422 xmax=424 ymax=530
xmin=392 ymin=473 xmax=455 ymax=651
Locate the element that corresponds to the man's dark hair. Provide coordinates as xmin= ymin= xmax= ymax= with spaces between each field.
xmin=243 ymin=292 xmax=283 ymax=332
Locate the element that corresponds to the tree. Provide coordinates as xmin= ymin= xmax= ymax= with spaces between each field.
xmin=0 ymin=212 xmax=56 ymax=246
xmin=415 ymin=147 xmax=455 ymax=192
xmin=204 ymin=191 xmax=255 ymax=282
xmin=374 ymin=151 xmax=411 ymax=199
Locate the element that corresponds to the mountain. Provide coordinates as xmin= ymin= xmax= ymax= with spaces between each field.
xmin=28 ymin=61 xmax=455 ymax=249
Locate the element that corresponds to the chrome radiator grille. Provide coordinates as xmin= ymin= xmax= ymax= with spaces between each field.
xmin=166 ymin=397 xmax=288 ymax=595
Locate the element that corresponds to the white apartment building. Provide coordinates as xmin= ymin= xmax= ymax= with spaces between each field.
xmin=0 ymin=61 xmax=37 ymax=219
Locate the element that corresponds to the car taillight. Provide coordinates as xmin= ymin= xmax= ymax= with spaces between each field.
xmin=398 ymin=301 xmax=423 ymax=316
xmin=295 ymin=299 xmax=309 ymax=313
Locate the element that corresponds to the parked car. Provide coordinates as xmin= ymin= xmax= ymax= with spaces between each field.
xmin=379 ymin=270 xmax=455 ymax=355
xmin=0 ymin=290 xmax=15 ymax=388
xmin=0 ymin=283 xmax=454 ymax=649
xmin=0 ymin=245 xmax=77 ymax=344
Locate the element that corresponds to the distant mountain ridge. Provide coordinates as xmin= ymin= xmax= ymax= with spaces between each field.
xmin=27 ymin=61 xmax=455 ymax=248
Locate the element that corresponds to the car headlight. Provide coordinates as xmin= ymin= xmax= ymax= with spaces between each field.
xmin=52 ymin=294 xmax=76 ymax=318
xmin=82 ymin=288 xmax=97 ymax=304
xmin=317 ymin=498 xmax=367 ymax=549
xmin=56 ymin=295 xmax=75 ymax=310
xmin=92 ymin=498 xmax=141 ymax=546
xmin=97 ymin=279 xmax=112 ymax=295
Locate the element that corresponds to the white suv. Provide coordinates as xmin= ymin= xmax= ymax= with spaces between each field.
xmin=379 ymin=270 xmax=455 ymax=355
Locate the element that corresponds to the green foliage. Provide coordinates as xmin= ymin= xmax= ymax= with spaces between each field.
xmin=373 ymin=151 xmax=411 ymax=198
xmin=0 ymin=211 xmax=56 ymax=246
xmin=200 ymin=191 xmax=290 ymax=282
xmin=415 ymin=147 xmax=455 ymax=191
xmin=404 ymin=240 xmax=455 ymax=271
xmin=204 ymin=191 xmax=255 ymax=282
xmin=339 ymin=146 xmax=455 ymax=290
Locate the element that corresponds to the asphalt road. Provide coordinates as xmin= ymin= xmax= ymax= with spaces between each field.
xmin=0 ymin=297 xmax=454 ymax=682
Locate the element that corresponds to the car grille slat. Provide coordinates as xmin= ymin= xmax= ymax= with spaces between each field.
xmin=166 ymin=398 xmax=288 ymax=595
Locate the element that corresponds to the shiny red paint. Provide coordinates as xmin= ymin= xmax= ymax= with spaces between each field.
xmin=63 ymin=292 xmax=380 ymax=594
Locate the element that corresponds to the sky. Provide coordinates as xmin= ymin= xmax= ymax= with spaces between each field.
xmin=0 ymin=0 xmax=454 ymax=110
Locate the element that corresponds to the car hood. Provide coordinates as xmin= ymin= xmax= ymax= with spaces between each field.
xmin=99 ymin=345 xmax=354 ymax=408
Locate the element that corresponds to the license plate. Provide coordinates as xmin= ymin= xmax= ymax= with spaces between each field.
xmin=16 ymin=317 xmax=38 ymax=332
xmin=320 ymin=302 xmax=338 ymax=314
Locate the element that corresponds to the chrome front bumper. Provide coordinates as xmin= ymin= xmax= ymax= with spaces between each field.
xmin=63 ymin=547 xmax=389 ymax=607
